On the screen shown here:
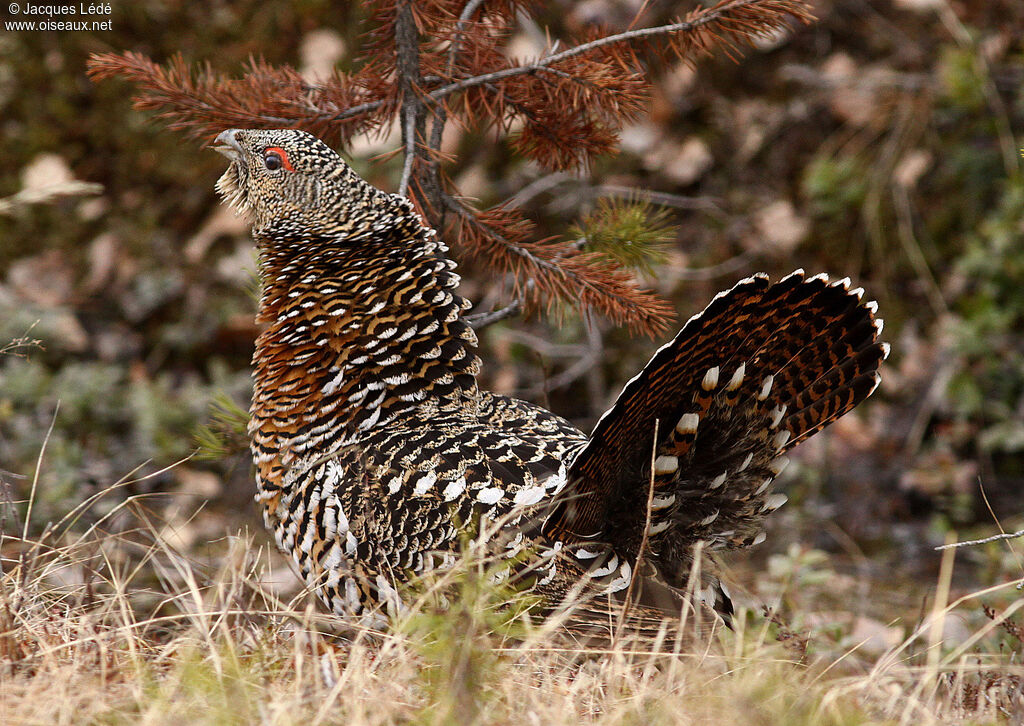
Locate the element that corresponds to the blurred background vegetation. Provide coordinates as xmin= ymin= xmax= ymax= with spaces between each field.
xmin=1 ymin=0 xmax=1023 ymax=630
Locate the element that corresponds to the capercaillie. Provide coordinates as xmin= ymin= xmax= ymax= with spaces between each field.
xmin=213 ymin=128 xmax=888 ymax=638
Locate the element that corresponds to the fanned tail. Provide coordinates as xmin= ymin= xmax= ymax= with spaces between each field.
xmin=544 ymin=270 xmax=887 ymax=610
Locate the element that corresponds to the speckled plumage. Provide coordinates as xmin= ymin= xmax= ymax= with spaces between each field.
xmin=213 ymin=128 xmax=888 ymax=636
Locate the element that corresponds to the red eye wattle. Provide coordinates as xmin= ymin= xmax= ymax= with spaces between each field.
xmin=263 ymin=147 xmax=294 ymax=172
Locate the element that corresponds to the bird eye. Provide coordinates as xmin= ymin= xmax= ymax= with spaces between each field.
xmin=264 ymin=152 xmax=282 ymax=171
xmin=262 ymin=147 xmax=293 ymax=172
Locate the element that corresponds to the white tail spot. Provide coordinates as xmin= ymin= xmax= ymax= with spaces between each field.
xmin=763 ymin=493 xmax=788 ymax=511
xmin=651 ymin=494 xmax=676 ymax=510
xmin=646 ymin=520 xmax=671 ymax=536
xmin=773 ymin=430 xmax=792 ymax=449
xmin=676 ymin=413 xmax=700 ymax=435
xmin=751 ymin=531 xmax=767 ymax=546
xmin=757 ymin=374 xmax=774 ymax=401
xmin=709 ymin=472 xmax=727 ymax=489
xmin=769 ymin=456 xmax=790 ymax=476
xmin=699 ymin=509 xmax=720 ymax=526
xmin=702 ymin=366 xmax=720 ymax=391
xmin=726 ymin=362 xmax=746 ymax=392
xmin=654 ymin=455 xmax=679 ymax=475
xmin=770 ymin=404 xmax=787 ymax=428
xmin=736 ymin=452 xmax=753 ymax=472
xmin=589 ymin=553 xmax=619 ymax=578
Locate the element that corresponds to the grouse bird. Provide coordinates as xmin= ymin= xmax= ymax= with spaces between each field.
xmin=213 ymin=128 xmax=887 ymax=636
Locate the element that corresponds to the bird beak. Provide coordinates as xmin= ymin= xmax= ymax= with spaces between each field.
xmin=213 ymin=129 xmax=244 ymax=162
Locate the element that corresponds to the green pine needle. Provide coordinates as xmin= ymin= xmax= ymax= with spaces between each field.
xmin=192 ymin=391 xmax=250 ymax=461
xmin=569 ymin=197 xmax=673 ymax=275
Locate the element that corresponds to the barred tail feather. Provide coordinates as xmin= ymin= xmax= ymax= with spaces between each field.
xmin=544 ymin=271 xmax=886 ymax=599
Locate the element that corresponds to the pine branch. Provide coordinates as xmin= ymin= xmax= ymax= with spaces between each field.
xmin=86 ymin=0 xmax=800 ymax=335
xmin=193 ymin=393 xmax=251 ymax=461
xmin=419 ymin=0 xmax=502 ymax=218
xmin=86 ymin=52 xmax=391 ymax=142
xmin=466 ymin=299 xmax=522 ymax=329
xmin=88 ymin=0 xmax=809 ymax=146
xmin=398 ymin=109 xmax=418 ymax=198
xmin=417 ymin=0 xmax=482 ymax=219
xmin=331 ymin=99 xmax=388 ymax=123
xmin=569 ymin=198 xmax=673 ymax=275
xmin=396 ymin=0 xmax=426 ymax=199
xmin=444 ymin=194 xmax=674 ymax=337
xmin=427 ymin=0 xmax=813 ymax=102
xmin=427 ymin=0 xmax=487 ymax=155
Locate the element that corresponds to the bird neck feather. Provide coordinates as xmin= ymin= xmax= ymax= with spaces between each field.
xmin=249 ymin=216 xmax=482 ymax=481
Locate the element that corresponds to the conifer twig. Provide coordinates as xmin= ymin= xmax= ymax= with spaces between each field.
xmin=427 ymin=0 xmax=811 ymax=101
xmin=466 ymin=300 xmax=522 ymax=329
xmin=330 ymin=99 xmax=386 ymax=123
xmin=427 ymin=0 xmax=488 ymax=155
xmin=398 ymin=107 xmax=417 ymax=198
xmin=395 ymin=0 xmax=423 ymax=199
xmin=443 ymin=192 xmax=673 ymax=336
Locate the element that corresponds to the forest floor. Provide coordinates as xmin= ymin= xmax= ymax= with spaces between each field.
xmin=2 ymin=459 xmax=1023 ymax=726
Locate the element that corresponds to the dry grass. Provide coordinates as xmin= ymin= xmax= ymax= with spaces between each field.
xmin=2 ymin=462 xmax=1024 ymax=726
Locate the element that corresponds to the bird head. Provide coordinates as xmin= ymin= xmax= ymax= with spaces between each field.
xmin=213 ymin=128 xmax=382 ymax=239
